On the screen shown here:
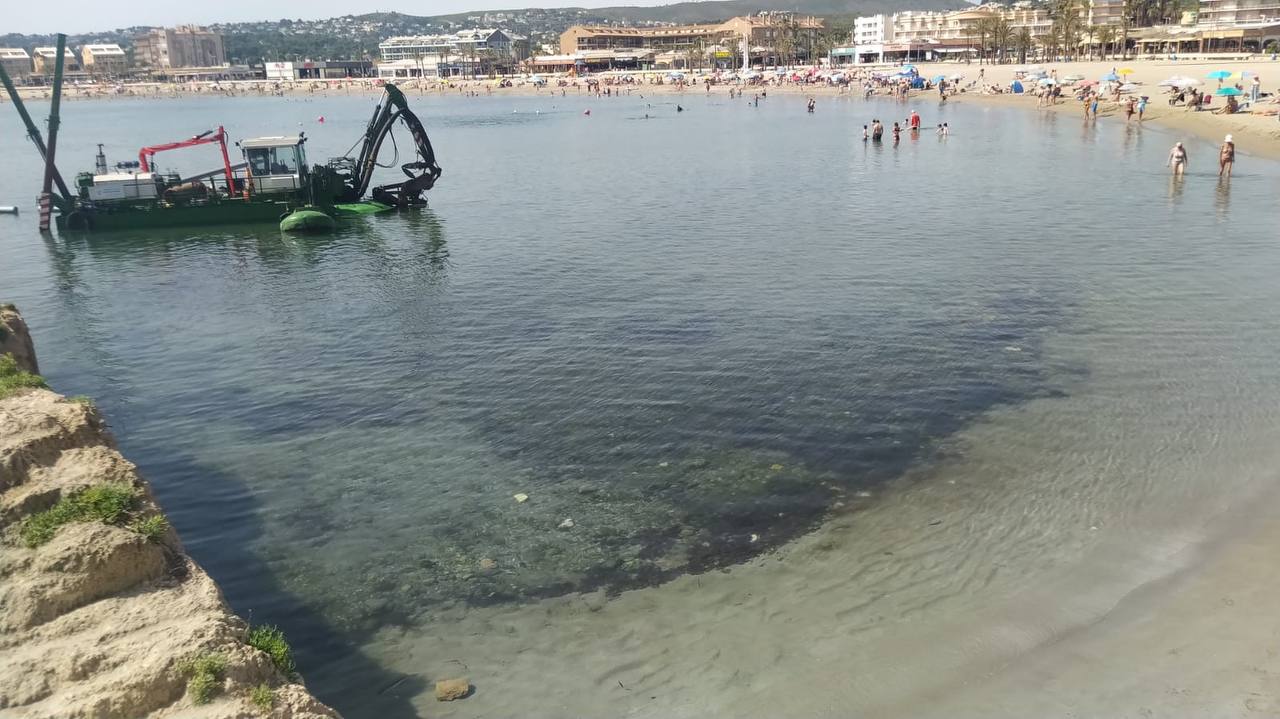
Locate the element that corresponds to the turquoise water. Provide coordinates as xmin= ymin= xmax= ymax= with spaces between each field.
xmin=3 ymin=91 xmax=1279 ymax=715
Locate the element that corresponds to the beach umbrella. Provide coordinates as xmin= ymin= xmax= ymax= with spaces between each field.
xmin=1063 ymin=74 xmax=1084 ymax=81
xmin=932 ymin=74 xmax=946 ymax=83
xmin=1038 ymin=77 xmax=1057 ymax=85
xmin=1101 ymin=72 xmax=1120 ymax=82
xmin=1215 ymin=86 xmax=1242 ymax=95
xmin=1207 ymin=70 xmax=1232 ymax=80
xmin=949 ymin=73 xmax=965 ymax=80
xmin=1075 ymin=79 xmax=1099 ymax=87
xmin=1119 ymin=83 xmax=1139 ymax=93
xmin=1118 ymin=67 xmax=1135 ymax=76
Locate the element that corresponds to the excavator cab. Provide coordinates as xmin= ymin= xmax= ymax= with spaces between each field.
xmin=241 ymin=136 xmax=308 ymax=194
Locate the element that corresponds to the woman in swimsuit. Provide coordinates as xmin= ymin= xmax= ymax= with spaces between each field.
xmin=1219 ymin=134 xmax=1235 ymax=177
xmin=1168 ymin=141 xmax=1188 ymax=176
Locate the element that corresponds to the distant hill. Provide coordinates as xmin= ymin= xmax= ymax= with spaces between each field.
xmin=2 ymin=0 xmax=969 ymax=65
xmin=429 ymin=0 xmax=969 ymax=25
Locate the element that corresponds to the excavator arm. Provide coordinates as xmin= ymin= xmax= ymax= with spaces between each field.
xmin=138 ymin=127 xmax=235 ymax=193
xmin=330 ymin=83 xmax=442 ymax=207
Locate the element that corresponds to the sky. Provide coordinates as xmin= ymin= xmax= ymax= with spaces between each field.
xmin=9 ymin=0 xmax=674 ymax=34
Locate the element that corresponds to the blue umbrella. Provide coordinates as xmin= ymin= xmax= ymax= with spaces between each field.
xmin=931 ymin=74 xmax=946 ymax=83
xmin=1101 ymin=72 xmax=1120 ymax=82
xmin=1207 ymin=70 xmax=1232 ymax=80
xmin=1215 ymin=86 xmax=1242 ymax=95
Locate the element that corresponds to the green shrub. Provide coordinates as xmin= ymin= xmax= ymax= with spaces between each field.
xmin=0 ymin=353 xmax=47 ymax=400
xmin=131 ymin=514 xmax=169 ymax=542
xmin=20 ymin=484 xmax=140 ymax=547
xmin=178 ymin=652 xmax=226 ymax=705
xmin=67 ymin=395 xmax=95 ymax=407
xmin=250 ymin=683 xmax=274 ymax=712
xmin=247 ymin=625 xmax=296 ymax=678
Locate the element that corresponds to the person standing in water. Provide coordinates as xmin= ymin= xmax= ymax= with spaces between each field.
xmin=1219 ymin=134 xmax=1235 ymax=176
xmin=1168 ymin=141 xmax=1188 ymax=176
xmin=872 ymin=119 xmax=884 ymax=141
xmin=1137 ymin=95 xmax=1147 ymax=122
xmin=892 ymin=121 xmax=902 ymax=143
xmin=862 ymin=125 xmax=869 ymax=141
xmin=807 ymin=97 xmax=816 ymax=113
xmin=909 ymin=110 xmax=921 ymax=131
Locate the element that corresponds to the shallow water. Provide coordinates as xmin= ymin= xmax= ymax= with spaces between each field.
xmin=3 ymin=90 xmax=1279 ymax=716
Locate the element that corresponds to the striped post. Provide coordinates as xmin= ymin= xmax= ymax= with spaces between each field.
xmin=38 ymin=193 xmax=52 ymax=231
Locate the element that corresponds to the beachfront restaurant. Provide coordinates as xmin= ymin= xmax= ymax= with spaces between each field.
xmin=526 ymin=49 xmax=656 ymax=74
xmin=1132 ymin=22 xmax=1280 ymax=55
xmin=846 ymin=41 xmax=940 ymax=65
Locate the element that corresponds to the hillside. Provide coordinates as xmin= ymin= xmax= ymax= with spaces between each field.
xmin=1 ymin=0 xmax=970 ymax=64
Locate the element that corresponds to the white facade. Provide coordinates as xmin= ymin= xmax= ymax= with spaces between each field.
xmin=854 ymin=15 xmax=893 ymax=45
xmin=81 ymin=44 xmax=127 ymax=75
xmin=0 ymin=48 xmax=31 ymax=80
xmin=379 ymin=29 xmax=517 ymax=62
xmin=376 ymin=58 xmax=444 ymax=78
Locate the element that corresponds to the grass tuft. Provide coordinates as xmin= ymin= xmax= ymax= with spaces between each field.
xmin=250 ymin=683 xmax=274 ymax=712
xmin=178 ymin=652 xmax=227 ymax=705
xmin=130 ymin=514 xmax=169 ymax=542
xmin=247 ymin=625 xmax=297 ymax=679
xmin=0 ymin=353 xmax=47 ymax=400
xmin=67 ymin=395 xmax=95 ymax=407
xmin=20 ymin=483 xmax=140 ymax=547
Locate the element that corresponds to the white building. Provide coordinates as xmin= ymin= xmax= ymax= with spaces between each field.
xmin=378 ymin=35 xmax=456 ymax=62
xmin=81 ymin=44 xmax=127 ymax=77
xmin=378 ymin=29 xmax=520 ymax=62
xmin=854 ymin=14 xmax=893 ymax=45
xmin=0 ymin=48 xmax=31 ymax=81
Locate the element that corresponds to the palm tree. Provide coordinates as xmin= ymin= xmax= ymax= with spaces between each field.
xmin=1050 ymin=0 xmax=1082 ymax=60
xmin=1041 ymin=24 xmax=1062 ymax=61
xmin=1013 ymin=26 xmax=1035 ymax=64
xmin=990 ymin=16 xmax=1013 ymax=63
xmin=974 ymin=18 xmax=993 ymax=64
xmin=1096 ymin=24 xmax=1116 ymax=60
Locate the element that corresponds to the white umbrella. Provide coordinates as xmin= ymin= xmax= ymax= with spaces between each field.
xmin=1119 ymin=82 xmax=1139 ymax=93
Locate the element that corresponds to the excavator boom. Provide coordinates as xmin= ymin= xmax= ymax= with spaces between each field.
xmin=324 ymin=84 xmax=441 ymax=207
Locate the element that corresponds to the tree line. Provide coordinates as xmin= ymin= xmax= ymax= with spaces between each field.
xmin=969 ymin=0 xmax=1196 ymax=64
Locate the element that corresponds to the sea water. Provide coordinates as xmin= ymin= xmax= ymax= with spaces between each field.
xmin=3 ymin=90 xmax=1279 ymax=716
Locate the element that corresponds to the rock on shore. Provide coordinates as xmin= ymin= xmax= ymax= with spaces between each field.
xmin=0 ymin=306 xmax=341 ymax=718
